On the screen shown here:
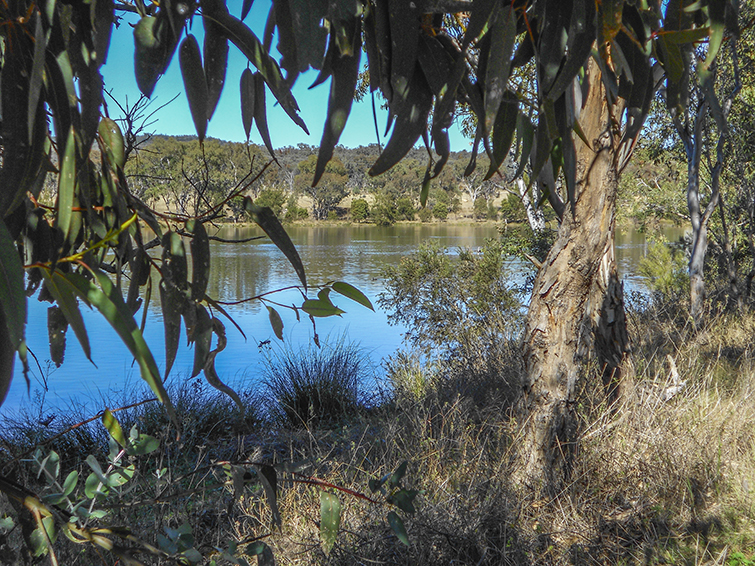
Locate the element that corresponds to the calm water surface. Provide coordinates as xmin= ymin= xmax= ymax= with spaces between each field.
xmin=2 ymin=223 xmax=685 ymax=415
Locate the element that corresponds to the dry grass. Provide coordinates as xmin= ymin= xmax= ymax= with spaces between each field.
xmin=239 ymin=305 xmax=755 ymax=565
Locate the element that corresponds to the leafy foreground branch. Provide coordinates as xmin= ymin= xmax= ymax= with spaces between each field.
xmin=0 ymin=393 xmax=418 ymax=565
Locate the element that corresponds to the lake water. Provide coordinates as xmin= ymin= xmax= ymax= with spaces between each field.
xmin=2 ymin=223 xmax=685 ymax=415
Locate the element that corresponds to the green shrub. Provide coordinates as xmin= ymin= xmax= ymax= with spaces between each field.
xmin=327 ymin=209 xmax=339 ymax=221
xmin=487 ymin=202 xmax=498 ymax=221
xmin=262 ymin=338 xmax=369 ymax=427
xmin=285 ymin=194 xmax=309 ymax=221
xmin=396 ymin=196 xmax=415 ymax=220
xmin=351 ymin=198 xmax=370 ymax=221
xmin=380 ymin=240 xmax=522 ymax=357
xmin=473 ymin=197 xmax=488 ymax=219
xmin=254 ymin=189 xmax=286 ymax=217
xmin=371 ymin=193 xmax=397 ymax=226
xmin=418 ymin=207 xmax=433 ymax=222
xmin=638 ymin=238 xmax=689 ymax=301
xmin=380 ymin=240 xmax=523 ymax=408
xmin=499 ymin=193 xmax=527 ymax=223
xmin=433 ymin=202 xmax=448 ymax=221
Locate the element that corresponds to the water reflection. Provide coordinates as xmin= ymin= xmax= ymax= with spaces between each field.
xmin=3 ymin=223 xmax=686 ymax=414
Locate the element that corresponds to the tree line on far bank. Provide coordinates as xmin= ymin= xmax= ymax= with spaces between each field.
xmin=119 ymin=135 xmax=535 ymax=225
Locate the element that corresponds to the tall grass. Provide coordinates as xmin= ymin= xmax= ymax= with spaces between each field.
xmin=262 ymin=336 xmax=371 ymax=428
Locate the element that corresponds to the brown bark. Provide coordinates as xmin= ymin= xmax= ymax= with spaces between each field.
xmin=512 ymin=61 xmax=630 ymax=495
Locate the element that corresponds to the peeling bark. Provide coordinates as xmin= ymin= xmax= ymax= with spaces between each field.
xmin=512 ymin=61 xmax=630 ymax=495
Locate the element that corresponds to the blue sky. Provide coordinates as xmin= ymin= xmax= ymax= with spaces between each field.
xmin=101 ymin=1 xmax=471 ymax=150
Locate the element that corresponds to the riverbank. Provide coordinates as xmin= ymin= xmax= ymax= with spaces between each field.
xmin=2 ymin=294 xmax=755 ymax=565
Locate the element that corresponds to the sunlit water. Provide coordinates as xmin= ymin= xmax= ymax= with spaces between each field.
xmin=2 ymin=223 xmax=686 ymax=416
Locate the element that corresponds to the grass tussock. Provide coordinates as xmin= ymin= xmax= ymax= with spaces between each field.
xmin=262 ymin=336 xmax=370 ymax=428
xmin=3 ymin=304 xmax=755 ymax=565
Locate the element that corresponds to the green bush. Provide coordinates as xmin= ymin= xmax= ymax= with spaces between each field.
xmin=396 ymin=196 xmax=415 ymax=220
xmin=380 ymin=240 xmax=522 ymax=357
xmin=638 ymin=238 xmax=689 ymax=301
xmin=327 ymin=209 xmax=339 ymax=221
xmin=254 ymin=189 xmax=286 ymax=217
xmin=499 ymin=193 xmax=527 ymax=223
xmin=418 ymin=207 xmax=433 ymax=222
xmin=380 ymin=240 xmax=523 ymax=407
xmin=487 ymin=202 xmax=498 ymax=221
xmin=473 ymin=197 xmax=488 ymax=219
xmin=371 ymin=193 xmax=397 ymax=226
xmin=262 ymin=338 xmax=369 ymax=427
xmin=285 ymin=194 xmax=309 ymax=221
xmin=433 ymin=202 xmax=448 ymax=221
xmin=351 ymin=198 xmax=370 ymax=221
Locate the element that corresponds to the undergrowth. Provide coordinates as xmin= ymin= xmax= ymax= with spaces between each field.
xmin=2 ymin=301 xmax=755 ymax=564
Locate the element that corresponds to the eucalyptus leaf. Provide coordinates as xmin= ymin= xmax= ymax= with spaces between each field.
xmin=253 ymin=71 xmax=276 ymax=159
xmin=314 ymin=16 xmax=361 ymax=187
xmin=0 ymin=220 xmax=27 ymax=350
xmin=267 ymin=306 xmax=284 ymax=340
xmin=319 ymin=491 xmax=341 ymax=555
xmin=369 ymin=66 xmax=433 ymax=177
xmin=241 ymin=0 xmax=254 ymax=20
xmin=203 ymin=2 xmax=230 ymax=120
xmin=102 ymin=408 xmax=128 ymax=448
xmin=57 ymin=126 xmax=77 ymax=241
xmin=301 ymin=299 xmax=344 ymax=318
xmin=192 ymin=305 xmax=213 ymax=378
xmin=187 ymin=219 xmax=210 ymax=301
xmin=331 ymin=281 xmax=373 ymax=311
xmin=483 ymin=6 xmax=516 ymax=135
xmin=258 ymin=465 xmax=281 ymax=529
xmin=27 ymin=12 xmax=46 ymax=146
xmin=40 ymin=269 xmax=91 ymax=362
xmin=159 ymin=281 xmax=182 ymax=379
xmin=179 ymin=35 xmax=209 ymax=142
xmin=240 ymin=68 xmax=256 ymax=139
xmin=387 ymin=511 xmax=410 ymax=546
xmin=485 ymin=90 xmax=519 ymax=180
xmin=244 ymin=198 xmax=307 ymax=288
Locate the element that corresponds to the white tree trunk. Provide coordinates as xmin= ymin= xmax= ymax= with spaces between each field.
xmin=516 ymin=178 xmax=546 ymax=233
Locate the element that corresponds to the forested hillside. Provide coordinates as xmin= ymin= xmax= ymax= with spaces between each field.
xmin=120 ymin=136 xmax=516 ymax=223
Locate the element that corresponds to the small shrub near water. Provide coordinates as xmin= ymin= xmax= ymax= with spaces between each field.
xmin=350 ymin=197 xmax=369 ymax=221
xmin=638 ymin=236 xmax=689 ymax=301
xmin=418 ymin=206 xmax=433 ymax=222
xmin=432 ymin=201 xmax=448 ymax=220
xmin=473 ymin=197 xmax=488 ymax=219
xmin=254 ymin=188 xmax=286 ymax=217
xmin=262 ymin=337 xmax=370 ymax=427
xmin=396 ymin=196 xmax=415 ymax=220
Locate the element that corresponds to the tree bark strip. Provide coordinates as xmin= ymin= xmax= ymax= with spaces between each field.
xmin=512 ymin=60 xmax=630 ymax=495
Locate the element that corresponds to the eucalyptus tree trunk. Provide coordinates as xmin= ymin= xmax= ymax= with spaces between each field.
xmin=515 ymin=177 xmax=546 ymax=234
xmin=513 ymin=62 xmax=630 ymax=495
xmin=685 ymin=117 xmax=712 ymax=326
xmin=676 ymin=41 xmax=740 ymax=326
